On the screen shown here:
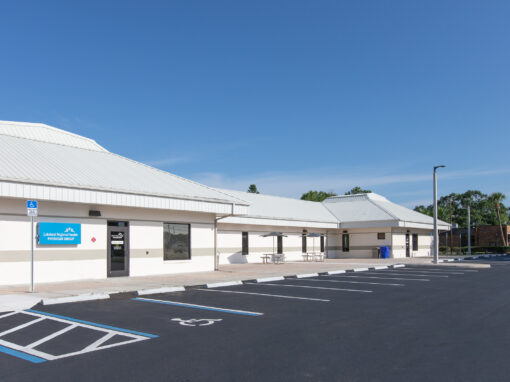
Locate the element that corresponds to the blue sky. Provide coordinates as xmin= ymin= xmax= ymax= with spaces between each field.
xmin=0 ymin=1 xmax=509 ymax=207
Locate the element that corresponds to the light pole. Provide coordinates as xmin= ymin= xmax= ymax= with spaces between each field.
xmin=467 ymin=205 xmax=471 ymax=256
xmin=433 ymin=165 xmax=445 ymax=264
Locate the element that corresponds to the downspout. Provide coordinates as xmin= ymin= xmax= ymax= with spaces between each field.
xmin=214 ymin=203 xmax=235 ymax=271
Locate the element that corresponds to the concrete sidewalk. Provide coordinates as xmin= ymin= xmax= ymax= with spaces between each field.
xmin=0 ymin=257 xmax=489 ymax=304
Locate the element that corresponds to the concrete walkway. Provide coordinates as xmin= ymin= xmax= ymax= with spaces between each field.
xmin=0 ymin=257 xmax=488 ymax=301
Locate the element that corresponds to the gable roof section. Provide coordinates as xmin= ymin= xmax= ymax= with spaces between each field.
xmin=217 ymin=189 xmax=338 ymax=226
xmin=323 ymin=193 xmax=450 ymax=229
xmin=0 ymin=122 xmax=247 ymax=212
xmin=0 ymin=120 xmax=108 ymax=152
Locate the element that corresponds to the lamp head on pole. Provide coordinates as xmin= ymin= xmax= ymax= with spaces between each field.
xmin=434 ymin=165 xmax=446 ymax=171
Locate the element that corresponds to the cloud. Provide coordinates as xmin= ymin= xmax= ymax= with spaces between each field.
xmin=192 ymin=167 xmax=510 ymax=200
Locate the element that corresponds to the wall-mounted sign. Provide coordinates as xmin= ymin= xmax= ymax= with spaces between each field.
xmin=38 ymin=223 xmax=82 ymax=245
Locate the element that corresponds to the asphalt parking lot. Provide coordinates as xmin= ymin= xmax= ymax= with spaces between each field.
xmin=1 ymin=257 xmax=510 ymax=382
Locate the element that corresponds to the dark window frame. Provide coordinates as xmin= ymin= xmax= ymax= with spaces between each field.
xmin=163 ymin=223 xmax=191 ymax=261
xmin=412 ymin=233 xmax=418 ymax=251
xmin=342 ymin=233 xmax=350 ymax=252
xmin=242 ymin=232 xmax=249 ymax=255
xmin=302 ymin=234 xmax=307 ymax=253
xmin=377 ymin=232 xmax=385 ymax=240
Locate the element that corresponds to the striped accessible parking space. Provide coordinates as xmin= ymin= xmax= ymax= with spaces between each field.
xmin=0 ymin=309 xmax=157 ymax=363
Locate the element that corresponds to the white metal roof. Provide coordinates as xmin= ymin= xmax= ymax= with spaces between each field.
xmin=0 ymin=120 xmax=108 ymax=152
xmin=0 ymin=122 xmax=247 ymax=210
xmin=323 ymin=193 xmax=450 ymax=229
xmin=217 ymin=189 xmax=338 ymax=224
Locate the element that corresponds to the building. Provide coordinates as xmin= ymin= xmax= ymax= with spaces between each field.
xmin=0 ymin=121 xmax=449 ymax=286
xmin=440 ymin=225 xmax=510 ymax=248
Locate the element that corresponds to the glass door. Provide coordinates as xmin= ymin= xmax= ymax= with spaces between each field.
xmin=107 ymin=222 xmax=129 ymax=277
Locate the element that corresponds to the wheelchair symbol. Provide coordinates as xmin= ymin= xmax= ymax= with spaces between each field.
xmin=171 ymin=318 xmax=223 ymax=327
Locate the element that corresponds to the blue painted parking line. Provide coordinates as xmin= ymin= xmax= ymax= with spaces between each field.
xmin=25 ymin=309 xmax=159 ymax=338
xmin=132 ymin=297 xmax=263 ymax=316
xmin=0 ymin=345 xmax=46 ymax=364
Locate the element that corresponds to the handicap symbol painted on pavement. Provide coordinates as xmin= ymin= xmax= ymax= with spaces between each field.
xmin=171 ymin=318 xmax=223 ymax=327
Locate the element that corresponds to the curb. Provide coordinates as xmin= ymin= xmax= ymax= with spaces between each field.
xmin=327 ymin=270 xmax=346 ymax=275
xmin=296 ymin=273 xmax=319 ymax=279
xmin=42 ymin=293 xmax=110 ymax=306
xmin=137 ymin=286 xmax=185 ymax=296
xmin=206 ymin=281 xmax=243 ymax=288
xmin=256 ymin=276 xmax=285 ymax=283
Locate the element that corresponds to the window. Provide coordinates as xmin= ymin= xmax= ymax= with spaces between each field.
xmin=242 ymin=232 xmax=249 ymax=255
xmin=377 ymin=233 xmax=385 ymax=240
xmin=277 ymin=235 xmax=283 ymax=254
xmin=342 ymin=233 xmax=349 ymax=252
xmin=412 ymin=234 xmax=418 ymax=251
xmin=320 ymin=235 xmax=325 ymax=252
xmin=163 ymin=223 xmax=190 ymax=260
xmin=302 ymin=234 xmax=307 ymax=253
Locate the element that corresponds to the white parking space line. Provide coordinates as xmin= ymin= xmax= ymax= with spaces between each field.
xmin=479 ymin=262 xmax=510 ymax=266
xmin=329 ymin=275 xmax=430 ymax=282
xmin=291 ymin=278 xmax=403 ymax=287
xmin=0 ymin=311 xmax=18 ymax=320
xmin=405 ymin=267 xmax=477 ymax=272
xmin=133 ymin=297 xmax=263 ymax=316
xmin=26 ymin=324 xmax=77 ymax=349
xmin=390 ymin=269 xmax=464 ymax=275
xmin=83 ymin=332 xmax=116 ymax=352
xmin=373 ymin=266 xmax=388 ymax=270
xmin=196 ymin=288 xmax=330 ymax=302
xmin=245 ymin=282 xmax=372 ymax=293
xmin=0 ymin=317 xmax=45 ymax=337
xmin=365 ymin=271 xmax=449 ymax=278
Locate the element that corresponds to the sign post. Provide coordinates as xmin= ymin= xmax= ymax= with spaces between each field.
xmin=26 ymin=200 xmax=38 ymax=293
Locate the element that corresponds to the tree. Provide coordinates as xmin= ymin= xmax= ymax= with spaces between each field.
xmin=344 ymin=187 xmax=372 ymax=195
xmin=489 ymin=192 xmax=507 ymax=246
xmin=413 ymin=190 xmax=508 ymax=235
xmin=301 ymin=190 xmax=337 ymax=202
xmin=247 ymin=184 xmax=260 ymax=194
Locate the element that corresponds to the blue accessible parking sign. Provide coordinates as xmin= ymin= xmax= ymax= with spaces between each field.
xmin=27 ymin=200 xmax=38 ymax=209
xmin=27 ymin=200 xmax=38 ymax=217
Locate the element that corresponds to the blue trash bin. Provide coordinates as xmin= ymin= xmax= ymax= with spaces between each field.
xmin=380 ymin=246 xmax=390 ymax=259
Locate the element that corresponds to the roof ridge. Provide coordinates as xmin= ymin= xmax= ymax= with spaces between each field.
xmin=0 ymin=120 xmax=107 ymax=151
xmin=220 ymin=188 xmax=326 ymax=205
xmin=0 ymin=133 xmax=108 ymax=154
xmin=321 ymin=202 xmax=343 ymax=223
xmin=366 ymin=198 xmax=399 ymax=221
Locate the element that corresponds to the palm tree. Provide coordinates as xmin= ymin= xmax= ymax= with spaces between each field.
xmin=489 ymin=193 xmax=507 ymax=246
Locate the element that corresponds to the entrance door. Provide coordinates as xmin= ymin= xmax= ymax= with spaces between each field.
xmin=405 ymin=233 xmax=410 ymax=257
xmin=107 ymin=221 xmax=129 ymax=277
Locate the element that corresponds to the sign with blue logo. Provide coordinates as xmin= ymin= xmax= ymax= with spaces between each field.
xmin=38 ymin=223 xmax=82 ymax=245
xmin=27 ymin=200 xmax=38 ymax=217
xmin=27 ymin=200 xmax=38 ymax=209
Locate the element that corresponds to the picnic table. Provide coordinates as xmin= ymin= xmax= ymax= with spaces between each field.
xmin=261 ymin=253 xmax=285 ymax=264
